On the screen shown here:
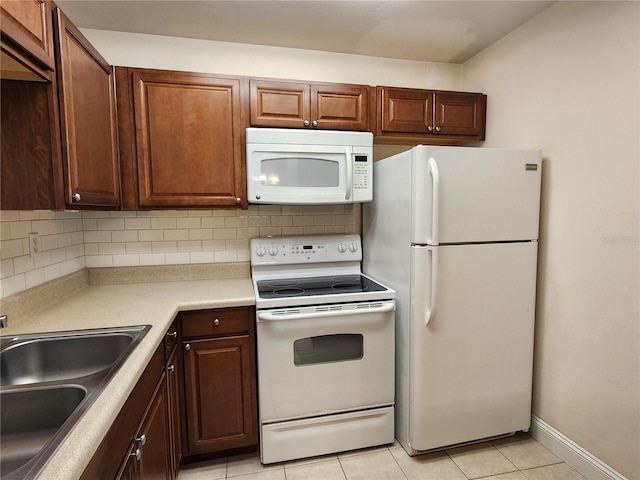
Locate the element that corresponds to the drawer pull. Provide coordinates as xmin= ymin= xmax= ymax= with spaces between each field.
xmin=185 ymin=343 xmax=191 ymax=351
xmin=135 ymin=434 xmax=147 ymax=446
xmin=131 ymin=448 xmax=142 ymax=461
xmin=213 ymin=318 xmax=220 ymax=326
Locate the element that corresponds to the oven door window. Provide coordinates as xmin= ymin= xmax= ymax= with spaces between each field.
xmin=294 ymin=334 xmax=363 ymax=366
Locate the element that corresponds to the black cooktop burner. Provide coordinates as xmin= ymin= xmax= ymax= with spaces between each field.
xmin=257 ymin=274 xmax=388 ymax=299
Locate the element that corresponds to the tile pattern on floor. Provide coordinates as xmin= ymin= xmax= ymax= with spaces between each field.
xmin=178 ymin=433 xmax=587 ymax=480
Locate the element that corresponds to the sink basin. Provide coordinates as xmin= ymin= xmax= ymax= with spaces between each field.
xmin=0 ymin=386 xmax=87 ymax=477
xmin=1 ymin=333 xmax=134 ymax=386
xmin=0 ymin=325 xmax=150 ymax=480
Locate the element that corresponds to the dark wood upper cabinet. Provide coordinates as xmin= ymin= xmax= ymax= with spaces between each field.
xmin=434 ymin=91 xmax=486 ymax=137
xmin=250 ymin=78 xmax=370 ymax=131
xmin=54 ymin=7 xmax=120 ymax=208
xmin=376 ymin=86 xmax=486 ymax=143
xmin=378 ymin=86 xmax=433 ymax=134
xmin=116 ymin=67 xmax=246 ymax=209
xmin=0 ymin=0 xmax=55 ymax=80
xmin=1 ymin=79 xmax=64 ymax=209
xmin=1 ymin=2 xmax=119 ymax=211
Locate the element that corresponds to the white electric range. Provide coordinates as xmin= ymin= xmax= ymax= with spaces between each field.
xmin=250 ymin=234 xmax=395 ymax=464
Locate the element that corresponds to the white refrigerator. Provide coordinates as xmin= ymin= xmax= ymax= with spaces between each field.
xmin=363 ymin=145 xmax=541 ymax=454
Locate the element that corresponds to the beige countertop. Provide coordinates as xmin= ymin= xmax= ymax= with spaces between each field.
xmin=0 ymin=271 xmax=255 ymax=480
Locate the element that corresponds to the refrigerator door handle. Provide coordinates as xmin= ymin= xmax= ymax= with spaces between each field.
xmin=425 ymin=246 xmax=438 ymax=326
xmin=428 ymin=157 xmax=440 ymax=245
xmin=345 ymin=146 xmax=353 ymax=200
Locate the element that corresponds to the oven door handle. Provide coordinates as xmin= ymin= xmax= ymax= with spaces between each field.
xmin=257 ymin=301 xmax=395 ymax=321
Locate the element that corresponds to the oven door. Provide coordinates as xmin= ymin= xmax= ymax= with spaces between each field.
xmin=256 ymin=301 xmax=395 ymax=423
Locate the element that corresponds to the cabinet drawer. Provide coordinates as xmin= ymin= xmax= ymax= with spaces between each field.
xmin=182 ymin=307 xmax=251 ymax=338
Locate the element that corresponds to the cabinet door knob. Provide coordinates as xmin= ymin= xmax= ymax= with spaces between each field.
xmin=168 ymin=364 xmax=175 ymax=372
xmin=72 ymin=193 xmax=81 ymax=202
xmin=185 ymin=343 xmax=191 ymax=351
xmin=435 ymin=126 xmax=441 ymax=132
xmin=427 ymin=126 xmax=433 ymax=132
xmin=166 ymin=331 xmax=177 ymax=338
xmin=213 ymin=318 xmax=220 ymax=326
xmin=303 ymin=120 xmax=310 ymax=127
xmin=236 ymin=197 xmax=241 ymax=204
xmin=312 ymin=120 xmax=318 ymax=127
xmin=131 ymin=448 xmax=142 ymax=461
xmin=135 ymin=434 xmax=147 ymax=446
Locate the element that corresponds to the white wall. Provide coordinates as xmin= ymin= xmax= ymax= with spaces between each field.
xmin=461 ymin=2 xmax=639 ymax=478
xmin=81 ymin=29 xmax=461 ymax=89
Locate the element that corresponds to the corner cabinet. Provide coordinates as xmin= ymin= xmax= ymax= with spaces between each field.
xmin=53 ymin=7 xmax=120 ymax=208
xmin=116 ymin=67 xmax=247 ymax=209
xmin=0 ymin=0 xmax=55 ymax=80
xmin=250 ymin=78 xmax=371 ymax=131
xmin=1 ymin=3 xmax=120 ymax=210
xmin=375 ymin=86 xmax=486 ymax=144
xmin=181 ymin=307 xmax=258 ymax=456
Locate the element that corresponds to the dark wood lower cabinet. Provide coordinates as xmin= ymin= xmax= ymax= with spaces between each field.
xmin=135 ymin=375 xmax=171 ymax=479
xmin=180 ymin=307 xmax=258 ymax=458
xmin=115 ymin=442 xmax=139 ymax=480
xmin=82 ymin=307 xmax=256 ymax=479
xmin=166 ymin=347 xmax=182 ymax=473
xmin=182 ymin=335 xmax=257 ymax=455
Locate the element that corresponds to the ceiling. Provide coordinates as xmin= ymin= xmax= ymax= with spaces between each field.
xmin=55 ymin=0 xmax=555 ymax=63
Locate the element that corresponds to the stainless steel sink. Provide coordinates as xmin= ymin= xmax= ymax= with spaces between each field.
xmin=1 ymin=333 xmax=134 ymax=386
xmin=1 ymin=386 xmax=87 ymax=477
xmin=0 ymin=325 xmax=151 ymax=480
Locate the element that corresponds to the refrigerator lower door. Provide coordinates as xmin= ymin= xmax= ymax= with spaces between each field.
xmin=409 ymin=242 xmax=537 ymax=452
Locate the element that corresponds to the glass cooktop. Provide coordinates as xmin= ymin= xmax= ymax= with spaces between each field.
xmin=256 ymin=274 xmax=388 ymax=299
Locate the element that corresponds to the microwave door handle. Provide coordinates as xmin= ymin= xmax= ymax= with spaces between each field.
xmin=345 ymin=146 xmax=353 ymax=200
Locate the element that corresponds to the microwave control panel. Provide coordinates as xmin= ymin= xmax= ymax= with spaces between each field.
xmin=354 ymin=155 xmax=369 ymax=191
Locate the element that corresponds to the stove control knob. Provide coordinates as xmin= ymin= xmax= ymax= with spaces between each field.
xmin=337 ymin=243 xmax=347 ymax=253
xmin=349 ymin=242 xmax=359 ymax=253
xmin=268 ymin=245 xmax=279 ymax=256
xmin=255 ymin=246 xmax=267 ymax=257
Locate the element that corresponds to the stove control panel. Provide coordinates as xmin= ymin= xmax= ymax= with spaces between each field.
xmin=251 ymin=234 xmax=362 ymax=265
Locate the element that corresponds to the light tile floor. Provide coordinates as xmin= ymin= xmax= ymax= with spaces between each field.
xmin=178 ymin=433 xmax=587 ymax=480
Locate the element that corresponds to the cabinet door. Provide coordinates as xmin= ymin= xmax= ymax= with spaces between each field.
xmin=130 ymin=69 xmax=245 ymax=208
xmin=311 ymin=83 xmax=370 ymax=131
xmin=434 ymin=92 xmax=486 ymax=138
xmin=138 ymin=373 xmax=171 ymax=480
xmin=376 ymin=86 xmax=433 ymax=134
xmin=166 ymin=348 xmax=182 ymax=479
xmin=250 ymin=79 xmax=310 ymax=128
xmin=54 ymin=8 xmax=120 ymax=208
xmin=115 ymin=442 xmax=140 ymax=480
xmin=183 ymin=335 xmax=257 ymax=455
xmin=0 ymin=0 xmax=55 ymax=77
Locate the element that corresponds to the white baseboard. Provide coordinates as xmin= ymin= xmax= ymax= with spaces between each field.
xmin=529 ymin=415 xmax=628 ymax=480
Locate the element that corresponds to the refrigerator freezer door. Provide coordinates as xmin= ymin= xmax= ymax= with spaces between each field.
xmin=409 ymin=242 xmax=537 ymax=452
xmin=412 ymin=146 xmax=541 ymax=245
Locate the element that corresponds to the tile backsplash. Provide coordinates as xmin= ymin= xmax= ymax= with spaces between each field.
xmin=0 ymin=205 xmax=357 ymax=298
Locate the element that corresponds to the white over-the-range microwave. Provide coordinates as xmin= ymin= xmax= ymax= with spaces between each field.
xmin=246 ymin=127 xmax=373 ymax=205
